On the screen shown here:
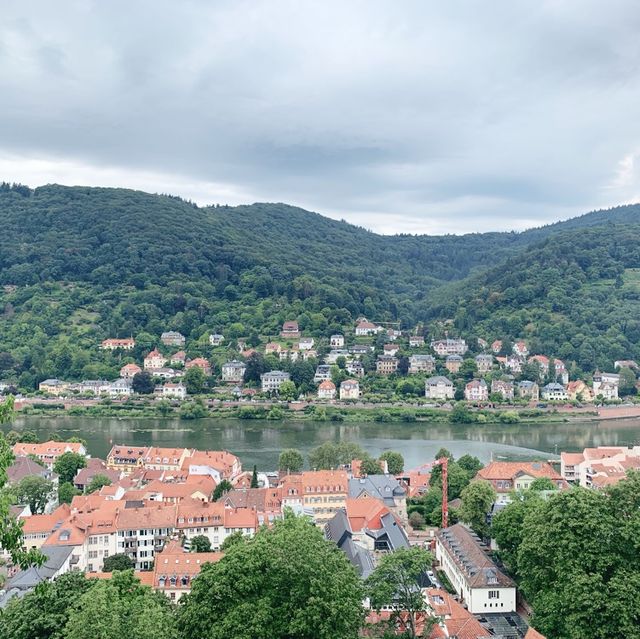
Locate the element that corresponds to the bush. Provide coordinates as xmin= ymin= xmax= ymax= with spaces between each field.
xmin=498 ymin=410 xmax=521 ymax=424
xmin=408 ymin=511 xmax=426 ymax=529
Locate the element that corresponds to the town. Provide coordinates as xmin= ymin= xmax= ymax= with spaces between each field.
xmin=1 ymin=429 xmax=638 ymax=638
xmin=14 ymin=320 xmax=638 ymax=422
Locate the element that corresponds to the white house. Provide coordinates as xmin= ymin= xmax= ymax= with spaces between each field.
xmin=330 ymin=334 xmax=345 ymax=348
xmin=424 ymin=376 xmax=455 ymax=400
xmin=317 ymin=380 xmax=336 ymax=400
xmin=430 ymin=338 xmax=468 ymax=356
xmin=340 ymin=379 xmax=360 ymax=400
xmin=209 ymin=334 xmax=224 ymax=346
xmin=109 ymin=378 xmax=132 ymax=397
xmin=541 ymin=383 xmax=568 ymax=401
xmin=593 ymin=371 xmax=619 ymax=400
xmin=222 ymin=360 xmax=246 ymax=383
xmin=355 ymin=319 xmax=382 ymax=336
xmin=261 ymin=371 xmax=291 ymax=393
xmin=435 ymin=524 xmax=516 ymax=614
xmin=157 ymin=383 xmax=187 ymax=400
xmin=465 ymin=379 xmax=488 ymax=402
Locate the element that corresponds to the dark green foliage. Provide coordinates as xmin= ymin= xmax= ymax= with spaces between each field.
xmin=250 ymin=465 xmax=259 ymax=488
xmin=132 ymin=372 xmax=154 ymax=395
xmin=103 ymin=553 xmax=135 ymax=572
xmin=53 ymin=452 xmax=86 ymax=485
xmin=278 ymin=448 xmax=304 ymax=472
xmin=308 ymin=442 xmax=365 ymax=470
xmin=86 ymin=474 xmax=112 ymax=494
xmin=379 ymin=450 xmax=404 ymax=474
xmin=190 ymin=535 xmax=212 ymax=553
xmin=211 ymin=479 xmax=233 ymax=502
xmin=178 ymin=513 xmax=364 ymax=639
xmin=57 ymin=481 xmax=81 ymax=504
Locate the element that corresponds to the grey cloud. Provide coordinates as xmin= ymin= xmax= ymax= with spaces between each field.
xmin=1 ymin=0 xmax=640 ymax=233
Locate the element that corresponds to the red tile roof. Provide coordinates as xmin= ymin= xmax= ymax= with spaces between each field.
xmin=477 ymin=461 xmax=561 ymax=482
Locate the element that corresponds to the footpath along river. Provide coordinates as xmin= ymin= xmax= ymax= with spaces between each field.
xmin=4 ymin=415 xmax=640 ymax=469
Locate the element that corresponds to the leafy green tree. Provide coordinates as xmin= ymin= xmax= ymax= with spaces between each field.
xmin=408 ymin=511 xmax=425 ymax=529
xmin=250 ymin=465 xmax=259 ymax=488
xmin=529 ymin=476 xmax=557 ymax=491
xmin=243 ymin=352 xmax=265 ymax=384
xmin=103 ymin=553 xmax=135 ymax=572
xmin=86 ymin=474 xmax=113 ymax=494
xmin=64 ymin=571 xmax=175 ymax=639
xmin=278 ymin=448 xmax=304 ymax=472
xmin=618 ymin=366 xmax=637 ymax=396
xmin=449 ymin=403 xmax=474 ymax=424
xmin=359 ymin=455 xmax=382 ymax=476
xmin=58 ymin=482 xmax=81 ymax=504
xmin=211 ymin=479 xmax=233 ymax=502
xmin=278 ymin=380 xmax=297 ymax=400
xmin=456 ymin=454 xmax=483 ymax=479
xmin=220 ymin=530 xmax=246 ymax=551
xmin=184 ymin=366 xmax=206 ymax=394
xmin=179 ymin=513 xmax=364 ymax=639
xmin=459 ymin=480 xmax=496 ymax=538
xmin=132 ymin=371 xmax=154 ymax=395
xmin=190 ymin=535 xmax=212 ymax=553
xmin=14 ymin=475 xmax=54 ymax=514
xmin=379 ymin=451 xmax=404 ymax=474
xmin=53 ymin=452 xmax=87 ymax=485
xmin=491 ymin=492 xmax=543 ymax=573
xmin=367 ymin=547 xmax=436 ymax=639
xmin=308 ymin=442 xmax=365 ymax=470
xmin=0 ymin=396 xmax=45 ymax=569
xmin=0 ymin=571 xmax=94 ymax=639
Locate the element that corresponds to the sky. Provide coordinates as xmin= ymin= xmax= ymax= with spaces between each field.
xmin=1 ymin=1 xmax=640 ymax=235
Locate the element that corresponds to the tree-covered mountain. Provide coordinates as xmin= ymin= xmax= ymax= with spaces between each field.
xmin=0 ymin=181 xmax=639 ymax=388
xmin=427 ymin=225 xmax=640 ymax=372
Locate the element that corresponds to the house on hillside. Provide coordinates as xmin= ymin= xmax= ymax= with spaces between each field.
xmin=465 ymin=379 xmax=488 ymax=402
xmin=144 ymin=350 xmax=167 ymax=370
xmin=186 ymin=358 xmax=212 ymax=376
xmin=38 ymin=379 xmax=70 ymax=396
xmin=346 ymin=360 xmax=365 ymax=378
xmin=517 ymin=380 xmax=539 ymax=401
xmin=491 ymin=340 xmax=503 ymax=353
xmin=222 ymin=361 xmax=246 ymax=383
xmin=445 ymin=354 xmax=463 ymax=373
xmin=101 ymin=338 xmax=135 ymax=351
xmin=280 ymin=321 xmax=300 ymax=338
xmin=340 ymin=379 xmax=360 ymax=400
xmin=541 ymin=383 xmax=568 ymax=401
xmin=209 ymin=333 xmax=224 ymax=346
xmin=593 ymin=371 xmax=619 ymax=400
xmin=330 ymin=334 xmax=344 ymax=348
xmin=157 ymin=383 xmax=187 ymax=400
xmin=475 ymin=354 xmax=493 ymax=373
xmin=161 ymin=331 xmax=186 ymax=347
xmin=260 ymin=371 xmax=290 ymax=393
xmin=355 ymin=319 xmax=381 ymax=336
xmin=317 ymin=380 xmax=336 ymax=400
xmin=170 ymin=351 xmax=186 ymax=366
xmin=409 ymin=335 xmax=425 ymax=347
xmin=120 ymin=363 xmax=142 ymax=379
xmin=431 ymin=338 xmax=468 ymax=356
xmin=566 ymin=380 xmax=594 ymax=402
xmin=491 ymin=379 xmax=514 ymax=401
xmin=425 ymin=376 xmax=454 ymax=400
xmin=512 ymin=341 xmax=529 ymax=358
xmin=299 ymin=337 xmax=315 ymax=350
xmin=409 ymin=354 xmax=435 ymax=374
xmin=376 ymin=355 xmax=398 ymax=375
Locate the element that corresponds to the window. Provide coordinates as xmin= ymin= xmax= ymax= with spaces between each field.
xmin=488 ymin=590 xmax=500 ymax=599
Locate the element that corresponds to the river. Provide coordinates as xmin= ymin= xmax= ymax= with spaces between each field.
xmin=4 ymin=415 xmax=640 ymax=470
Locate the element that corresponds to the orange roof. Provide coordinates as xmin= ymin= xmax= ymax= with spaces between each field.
xmin=280 ymin=470 xmax=348 ymax=495
xmin=176 ymin=499 xmax=225 ymax=527
xmin=21 ymin=504 xmax=70 ymax=534
xmin=120 ymin=363 xmax=141 ymax=372
xmin=344 ymin=497 xmax=389 ymax=531
xmin=146 ymin=349 xmax=163 ymax=358
xmin=108 ymin=445 xmax=149 ymax=460
xmin=13 ymin=441 xmax=85 ymax=457
xmin=181 ymin=450 xmax=240 ymax=477
xmin=153 ymin=548 xmax=222 ymax=588
xmin=144 ymin=447 xmax=190 ymax=464
xmin=318 ymin=380 xmax=336 ymax=390
xmin=477 ymin=461 xmax=561 ymax=482
xmin=143 ymin=476 xmax=214 ymax=500
xmin=224 ymin=507 xmax=258 ymax=529
xmin=116 ymin=503 xmax=178 ymax=530
xmin=525 ymin=629 xmax=546 ymax=639
xmin=561 ymin=452 xmax=585 ymax=465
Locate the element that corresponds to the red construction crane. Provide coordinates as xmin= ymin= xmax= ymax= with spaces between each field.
xmin=434 ymin=456 xmax=449 ymax=528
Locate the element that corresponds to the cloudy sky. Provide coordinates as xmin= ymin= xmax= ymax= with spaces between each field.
xmin=1 ymin=1 xmax=640 ymax=234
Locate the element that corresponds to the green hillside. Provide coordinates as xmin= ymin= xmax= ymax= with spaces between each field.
xmin=0 ymin=181 xmax=639 ymax=388
xmin=427 ymin=225 xmax=640 ymax=372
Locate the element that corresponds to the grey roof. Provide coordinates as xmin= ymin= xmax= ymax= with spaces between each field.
xmin=446 ymin=354 xmax=463 ymax=362
xmin=425 ymin=376 xmax=453 ymax=386
xmin=369 ymin=511 xmax=409 ymax=551
xmin=543 ymin=382 xmax=565 ymax=391
xmin=324 ymin=510 xmax=376 ymax=579
xmin=518 ymin=380 xmax=537 ymax=388
xmin=0 ymin=545 xmax=74 ymax=608
xmin=7 ymin=456 xmax=57 ymax=483
xmin=348 ymin=475 xmax=406 ymax=506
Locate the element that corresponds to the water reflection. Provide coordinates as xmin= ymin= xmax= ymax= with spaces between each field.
xmin=3 ymin=415 xmax=640 ymax=470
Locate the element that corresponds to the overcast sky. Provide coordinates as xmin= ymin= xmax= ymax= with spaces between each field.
xmin=1 ymin=1 xmax=640 ymax=234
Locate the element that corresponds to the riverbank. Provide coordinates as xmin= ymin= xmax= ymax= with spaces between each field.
xmin=13 ymin=395 xmax=604 ymax=425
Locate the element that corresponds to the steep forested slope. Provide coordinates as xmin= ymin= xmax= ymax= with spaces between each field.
xmin=0 ymin=181 xmax=639 ymax=387
xmin=427 ymin=225 xmax=640 ymax=371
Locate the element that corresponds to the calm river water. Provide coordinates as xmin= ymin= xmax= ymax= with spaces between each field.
xmin=4 ymin=415 xmax=640 ymax=470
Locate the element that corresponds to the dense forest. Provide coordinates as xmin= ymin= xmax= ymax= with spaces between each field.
xmin=0 ymin=182 xmax=639 ymax=388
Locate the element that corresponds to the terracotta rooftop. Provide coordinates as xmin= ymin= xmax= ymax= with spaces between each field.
xmin=477 ymin=461 xmax=561 ymax=482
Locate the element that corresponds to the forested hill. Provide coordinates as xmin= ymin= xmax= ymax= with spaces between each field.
xmin=0 ymin=181 xmax=639 ymax=387
xmin=427 ymin=224 xmax=640 ymax=372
